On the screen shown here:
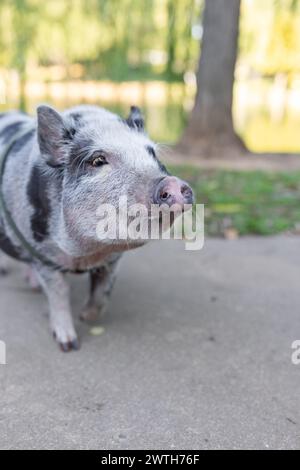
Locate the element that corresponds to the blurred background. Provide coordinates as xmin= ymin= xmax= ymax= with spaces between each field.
xmin=1 ymin=0 xmax=300 ymax=237
xmin=1 ymin=0 xmax=300 ymax=151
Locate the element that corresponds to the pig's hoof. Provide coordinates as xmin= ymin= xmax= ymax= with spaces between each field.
xmin=52 ymin=332 xmax=80 ymax=352
xmin=80 ymin=302 xmax=108 ymax=323
xmin=80 ymin=305 xmax=100 ymax=323
xmin=59 ymin=338 xmax=80 ymax=352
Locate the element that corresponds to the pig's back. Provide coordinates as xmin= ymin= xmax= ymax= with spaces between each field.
xmin=0 ymin=111 xmax=33 ymax=142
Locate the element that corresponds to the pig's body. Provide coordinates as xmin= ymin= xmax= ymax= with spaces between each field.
xmin=0 ymin=108 xmax=143 ymax=270
xmin=0 ymin=105 xmax=193 ymax=351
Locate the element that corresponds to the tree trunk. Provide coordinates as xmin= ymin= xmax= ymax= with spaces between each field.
xmin=19 ymin=71 xmax=27 ymax=113
xmin=166 ymin=0 xmax=177 ymax=79
xmin=182 ymin=0 xmax=246 ymax=154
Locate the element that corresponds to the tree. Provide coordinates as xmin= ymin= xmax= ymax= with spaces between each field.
xmin=10 ymin=0 xmax=40 ymax=111
xmin=165 ymin=0 xmax=178 ymax=78
xmin=182 ymin=0 xmax=245 ymax=155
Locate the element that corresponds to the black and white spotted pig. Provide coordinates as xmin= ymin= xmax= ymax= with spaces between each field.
xmin=0 ymin=105 xmax=194 ymax=351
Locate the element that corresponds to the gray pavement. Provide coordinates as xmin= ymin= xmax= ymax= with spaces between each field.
xmin=0 ymin=236 xmax=300 ymax=450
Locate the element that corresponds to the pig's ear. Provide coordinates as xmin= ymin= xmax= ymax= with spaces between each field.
xmin=37 ymin=105 xmax=71 ymax=167
xmin=126 ymin=106 xmax=144 ymax=132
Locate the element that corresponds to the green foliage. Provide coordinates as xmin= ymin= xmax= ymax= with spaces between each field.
xmin=2 ymin=0 xmax=300 ymax=83
xmin=240 ymin=0 xmax=300 ymax=77
xmin=168 ymin=164 xmax=300 ymax=236
xmin=1 ymin=0 xmax=300 ymax=149
xmin=0 ymin=0 xmax=203 ymax=82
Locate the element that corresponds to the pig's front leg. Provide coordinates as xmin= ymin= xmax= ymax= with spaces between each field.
xmin=80 ymin=260 xmax=119 ymax=323
xmin=34 ymin=265 xmax=79 ymax=352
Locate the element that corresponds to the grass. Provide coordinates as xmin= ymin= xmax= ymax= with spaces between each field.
xmin=168 ymin=164 xmax=300 ymax=237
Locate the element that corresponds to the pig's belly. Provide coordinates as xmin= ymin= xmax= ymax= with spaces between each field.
xmin=60 ymin=241 xmax=145 ymax=273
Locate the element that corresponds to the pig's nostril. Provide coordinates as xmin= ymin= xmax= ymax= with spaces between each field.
xmin=154 ymin=177 xmax=193 ymax=206
xmin=181 ymin=184 xmax=194 ymax=203
xmin=181 ymin=185 xmax=190 ymax=195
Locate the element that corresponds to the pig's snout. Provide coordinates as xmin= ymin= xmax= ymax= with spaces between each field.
xmin=153 ymin=176 xmax=194 ymax=208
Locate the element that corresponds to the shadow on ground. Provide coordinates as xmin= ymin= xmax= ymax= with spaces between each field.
xmin=0 ymin=237 xmax=299 ymax=450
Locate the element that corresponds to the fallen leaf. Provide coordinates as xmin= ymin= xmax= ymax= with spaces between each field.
xmin=90 ymin=326 xmax=105 ymax=336
xmin=224 ymin=228 xmax=239 ymax=240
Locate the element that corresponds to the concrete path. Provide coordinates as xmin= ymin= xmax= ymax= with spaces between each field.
xmin=0 ymin=236 xmax=299 ymax=450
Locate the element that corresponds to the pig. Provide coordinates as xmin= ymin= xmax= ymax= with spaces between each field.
xmin=0 ymin=105 xmax=194 ymax=351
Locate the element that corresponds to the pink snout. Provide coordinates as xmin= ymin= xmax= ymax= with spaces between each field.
xmin=153 ymin=176 xmax=194 ymax=208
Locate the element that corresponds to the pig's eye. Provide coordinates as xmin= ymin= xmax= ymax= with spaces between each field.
xmin=90 ymin=153 xmax=108 ymax=167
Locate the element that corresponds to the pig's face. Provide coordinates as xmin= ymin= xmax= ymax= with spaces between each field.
xmin=37 ymin=105 xmax=193 ymax=250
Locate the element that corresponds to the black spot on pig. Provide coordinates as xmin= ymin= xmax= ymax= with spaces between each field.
xmin=63 ymin=126 xmax=76 ymax=140
xmin=146 ymin=145 xmax=156 ymax=159
xmin=68 ymin=137 xmax=94 ymax=177
xmin=126 ymin=106 xmax=144 ymax=132
xmin=10 ymin=129 xmax=35 ymax=153
xmin=70 ymin=112 xmax=82 ymax=123
xmin=145 ymin=145 xmax=169 ymax=174
xmin=27 ymin=165 xmax=51 ymax=242
xmin=0 ymin=121 xmax=24 ymax=141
